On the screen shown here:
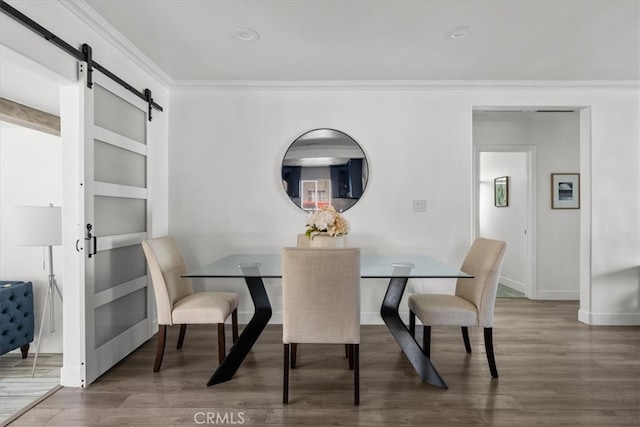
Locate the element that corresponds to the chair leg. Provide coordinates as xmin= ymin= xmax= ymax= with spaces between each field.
xmin=177 ymin=324 xmax=187 ymax=349
xmin=232 ymin=308 xmax=239 ymax=344
xmin=20 ymin=344 xmax=29 ymax=359
xmin=348 ymin=344 xmax=354 ymax=370
xmin=217 ymin=323 xmax=226 ymax=364
xmin=154 ymin=325 xmax=167 ymax=372
xmin=354 ymin=343 xmax=360 ymax=406
xmin=345 ymin=344 xmax=349 ymax=358
xmin=461 ymin=326 xmax=472 ymax=354
xmin=291 ymin=343 xmax=298 ymax=369
xmin=284 ymin=342 xmax=359 ymax=405
xmin=283 ymin=344 xmax=290 ymax=404
xmin=423 ymin=325 xmax=431 ymax=359
xmin=409 ymin=310 xmax=416 ymax=337
xmin=484 ymin=327 xmax=499 ymax=378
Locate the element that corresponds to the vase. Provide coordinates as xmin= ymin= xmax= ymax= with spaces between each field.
xmin=307 ymin=232 xmax=347 ymax=248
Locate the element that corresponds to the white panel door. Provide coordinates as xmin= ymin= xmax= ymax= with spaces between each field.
xmin=79 ymin=64 xmax=152 ymax=385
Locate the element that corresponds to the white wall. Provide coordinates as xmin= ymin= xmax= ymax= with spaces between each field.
xmin=474 ymin=112 xmax=582 ymax=299
xmin=0 ymin=123 xmax=63 ymax=353
xmin=170 ymin=87 xmax=639 ymax=325
xmin=0 ymin=47 xmax=62 ymax=116
xmin=587 ymin=93 xmax=640 ymax=325
xmin=478 ymin=152 xmax=528 ymax=293
xmin=169 ymin=89 xmax=475 ymax=323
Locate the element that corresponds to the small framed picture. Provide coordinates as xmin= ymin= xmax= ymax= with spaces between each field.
xmin=551 ymin=173 xmax=580 ymax=209
xmin=494 ymin=176 xmax=509 ymax=207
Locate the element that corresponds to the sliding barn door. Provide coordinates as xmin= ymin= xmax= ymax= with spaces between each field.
xmin=79 ymin=64 xmax=152 ymax=385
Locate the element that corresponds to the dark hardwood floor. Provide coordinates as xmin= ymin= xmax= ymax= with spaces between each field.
xmin=8 ymin=299 xmax=640 ymax=426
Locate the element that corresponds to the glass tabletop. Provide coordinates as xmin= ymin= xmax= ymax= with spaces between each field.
xmin=184 ymin=254 xmax=471 ymax=279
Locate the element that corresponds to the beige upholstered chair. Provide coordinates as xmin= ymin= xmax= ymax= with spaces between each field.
xmin=142 ymin=236 xmax=239 ymax=372
xmin=282 ymin=247 xmax=361 ymax=405
xmin=408 ymin=238 xmax=507 ymax=378
xmin=295 ymin=234 xmax=350 ymax=361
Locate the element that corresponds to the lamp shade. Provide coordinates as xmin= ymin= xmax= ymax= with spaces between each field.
xmin=13 ymin=205 xmax=62 ymax=246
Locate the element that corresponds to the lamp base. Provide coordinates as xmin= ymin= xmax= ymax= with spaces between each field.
xmin=31 ymin=245 xmax=62 ymax=377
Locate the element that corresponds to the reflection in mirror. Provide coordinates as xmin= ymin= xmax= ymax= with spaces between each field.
xmin=282 ymin=129 xmax=368 ymax=212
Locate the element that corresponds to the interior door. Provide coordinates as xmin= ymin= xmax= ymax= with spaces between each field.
xmin=79 ymin=65 xmax=151 ymax=385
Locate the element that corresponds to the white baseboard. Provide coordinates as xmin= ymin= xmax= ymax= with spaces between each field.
xmin=361 ymin=312 xmax=386 ymax=325
xmin=579 ymin=309 xmax=640 ymax=325
xmin=499 ymin=277 xmax=526 ymax=293
xmin=235 ymin=312 xmax=282 ymax=324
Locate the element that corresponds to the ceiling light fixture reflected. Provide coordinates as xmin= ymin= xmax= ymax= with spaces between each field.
xmin=447 ymin=25 xmax=473 ymax=40
xmin=283 ymin=157 xmax=349 ymax=167
xmin=233 ymin=27 xmax=260 ymax=42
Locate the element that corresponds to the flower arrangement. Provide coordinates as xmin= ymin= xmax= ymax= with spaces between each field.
xmin=305 ymin=205 xmax=350 ymax=239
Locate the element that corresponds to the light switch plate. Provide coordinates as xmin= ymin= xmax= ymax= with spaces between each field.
xmin=413 ymin=200 xmax=427 ymax=212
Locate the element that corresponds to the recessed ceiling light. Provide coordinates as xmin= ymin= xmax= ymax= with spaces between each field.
xmin=233 ymin=27 xmax=260 ymax=42
xmin=447 ymin=26 xmax=473 ymax=40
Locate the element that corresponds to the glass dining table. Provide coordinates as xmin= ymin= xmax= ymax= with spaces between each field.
xmin=184 ymin=253 xmax=472 ymax=389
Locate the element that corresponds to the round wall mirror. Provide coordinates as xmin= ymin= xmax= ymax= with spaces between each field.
xmin=282 ymin=128 xmax=369 ymax=212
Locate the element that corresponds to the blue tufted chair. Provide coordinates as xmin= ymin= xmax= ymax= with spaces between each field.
xmin=0 ymin=281 xmax=35 ymax=358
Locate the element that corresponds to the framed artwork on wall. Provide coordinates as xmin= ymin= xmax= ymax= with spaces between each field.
xmin=551 ymin=173 xmax=580 ymax=209
xmin=494 ymin=176 xmax=509 ymax=207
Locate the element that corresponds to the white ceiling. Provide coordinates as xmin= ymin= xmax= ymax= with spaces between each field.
xmin=82 ymin=0 xmax=639 ymax=83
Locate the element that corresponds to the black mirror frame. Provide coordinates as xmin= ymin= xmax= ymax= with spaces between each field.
xmin=281 ymin=128 xmax=368 ymax=213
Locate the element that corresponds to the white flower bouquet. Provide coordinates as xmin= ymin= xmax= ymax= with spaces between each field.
xmin=304 ymin=205 xmax=349 ymax=239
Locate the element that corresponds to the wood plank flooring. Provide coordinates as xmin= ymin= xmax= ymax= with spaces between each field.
xmin=7 ymin=299 xmax=640 ymax=426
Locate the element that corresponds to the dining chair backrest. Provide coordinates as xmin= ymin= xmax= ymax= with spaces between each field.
xmin=282 ymin=247 xmax=361 ymax=344
xmin=142 ymin=236 xmax=194 ymax=325
xmin=454 ymin=238 xmax=507 ymax=327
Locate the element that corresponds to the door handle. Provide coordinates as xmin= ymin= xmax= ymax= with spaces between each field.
xmin=85 ymin=223 xmax=97 ymax=258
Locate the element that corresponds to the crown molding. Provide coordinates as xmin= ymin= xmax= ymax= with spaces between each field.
xmin=55 ymin=2 xmax=639 ymax=93
xmin=59 ymin=0 xmax=173 ymax=89
xmin=171 ymin=79 xmax=640 ymax=91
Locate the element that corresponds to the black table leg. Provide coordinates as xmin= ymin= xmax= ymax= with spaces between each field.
xmin=207 ymin=275 xmax=272 ymax=386
xmin=380 ymin=277 xmax=448 ymax=389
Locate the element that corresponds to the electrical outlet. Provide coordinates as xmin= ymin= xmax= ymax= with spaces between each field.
xmin=413 ymin=200 xmax=427 ymax=212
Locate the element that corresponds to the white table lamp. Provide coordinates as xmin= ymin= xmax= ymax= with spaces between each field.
xmin=13 ymin=204 xmax=62 ymax=377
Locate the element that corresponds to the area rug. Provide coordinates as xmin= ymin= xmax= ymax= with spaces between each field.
xmin=0 ymin=377 xmax=62 ymax=426
xmin=0 ymin=353 xmax=62 ymax=426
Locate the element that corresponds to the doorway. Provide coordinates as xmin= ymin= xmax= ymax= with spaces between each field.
xmin=475 ymin=147 xmax=535 ymax=298
xmin=473 ymin=108 xmax=584 ymax=303
xmin=476 ymin=149 xmax=535 ymax=298
xmin=0 ymin=50 xmax=66 ymax=421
